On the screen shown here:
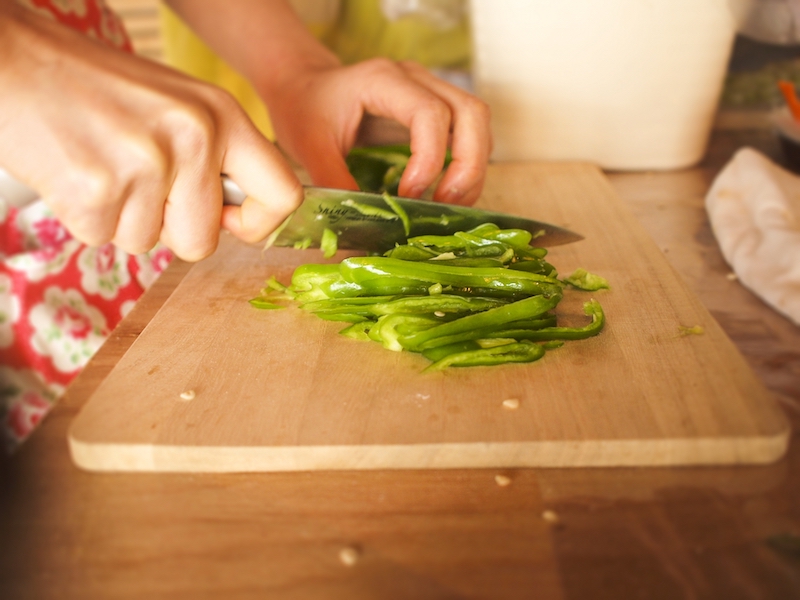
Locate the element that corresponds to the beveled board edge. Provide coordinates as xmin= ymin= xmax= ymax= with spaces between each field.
xmin=68 ymin=428 xmax=791 ymax=473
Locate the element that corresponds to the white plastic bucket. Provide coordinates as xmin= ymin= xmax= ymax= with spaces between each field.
xmin=470 ymin=0 xmax=738 ymax=169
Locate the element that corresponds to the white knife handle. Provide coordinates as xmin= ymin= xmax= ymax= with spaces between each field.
xmin=221 ymin=175 xmax=247 ymax=206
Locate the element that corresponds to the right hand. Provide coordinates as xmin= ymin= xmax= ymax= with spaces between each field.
xmin=0 ymin=2 xmax=302 ymax=261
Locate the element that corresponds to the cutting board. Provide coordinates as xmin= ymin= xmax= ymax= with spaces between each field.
xmin=68 ymin=163 xmax=791 ymax=472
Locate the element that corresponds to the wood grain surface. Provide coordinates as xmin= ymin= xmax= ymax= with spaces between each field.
xmin=3 ymin=131 xmax=800 ymax=599
xmin=67 ymin=163 xmax=790 ymax=472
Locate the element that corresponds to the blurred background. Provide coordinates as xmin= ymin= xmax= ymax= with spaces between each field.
xmin=105 ymin=0 xmax=800 ymax=170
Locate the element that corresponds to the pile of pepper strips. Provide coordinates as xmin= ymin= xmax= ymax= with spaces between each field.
xmin=252 ymin=222 xmax=608 ymax=372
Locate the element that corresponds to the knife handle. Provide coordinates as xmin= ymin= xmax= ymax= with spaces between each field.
xmin=221 ymin=175 xmax=247 ymax=207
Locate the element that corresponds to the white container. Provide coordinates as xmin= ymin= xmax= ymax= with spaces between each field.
xmin=470 ymin=0 xmax=738 ymax=169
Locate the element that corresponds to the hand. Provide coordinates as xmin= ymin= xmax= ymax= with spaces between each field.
xmin=162 ymin=0 xmax=491 ymax=206
xmin=263 ymin=58 xmax=492 ymax=206
xmin=0 ymin=3 xmax=302 ymax=261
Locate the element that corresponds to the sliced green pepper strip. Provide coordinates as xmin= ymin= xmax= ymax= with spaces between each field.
xmin=515 ymin=246 xmax=549 ymax=260
xmin=340 ymin=257 xmax=563 ymax=298
xmin=427 ymin=257 xmax=506 ymax=268
xmin=423 ymin=341 xmax=546 ymax=372
xmin=264 ymin=276 xmax=289 ymax=293
xmin=416 ymin=315 xmax=558 ymax=349
xmin=421 ymin=340 xmax=481 ymax=362
xmin=508 ymin=259 xmax=557 ymax=276
xmin=342 ymin=198 xmax=398 ymax=221
xmin=301 ymin=296 xmax=397 ymax=310
xmin=492 ymin=299 xmax=604 ymax=342
xmin=421 ymin=338 xmax=519 ymax=362
xmin=384 ymin=244 xmax=439 ymax=261
xmin=248 ymin=298 xmax=285 ymax=310
xmin=369 ymin=294 xmax=507 ymax=316
xmin=321 ymin=228 xmax=338 ymax=258
xmin=290 ymin=263 xmax=341 ymax=291
xmin=313 ymin=313 xmax=369 ymax=323
xmin=563 ymin=268 xmax=610 ymax=291
xmin=481 ymin=228 xmax=533 ymax=249
xmin=464 ymin=223 xmax=500 ymax=237
xmin=453 ymin=231 xmax=509 ymax=258
xmin=400 ymin=293 xmax=561 ymax=351
xmin=339 ymin=321 xmax=373 ymax=341
xmin=370 ymin=314 xmax=440 ymax=351
xmin=405 ymin=234 xmax=467 ymax=253
xmin=382 ymin=192 xmax=411 ymax=236
xmin=382 ymin=165 xmax=403 ymax=193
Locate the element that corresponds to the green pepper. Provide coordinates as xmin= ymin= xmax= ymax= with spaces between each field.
xmin=423 ymin=341 xmax=547 ymax=372
xmin=384 ymin=244 xmax=439 ymax=261
xmin=320 ymin=228 xmax=338 ymax=258
xmin=339 ymin=257 xmax=563 ymax=298
xmin=339 ymin=321 xmax=373 ymax=341
xmin=382 ymin=192 xmax=411 ymax=236
xmin=369 ymin=294 xmax=507 ymax=316
xmin=415 ymin=315 xmax=559 ymax=349
xmin=259 ymin=215 xmax=608 ymax=371
xmin=342 ymin=199 xmax=398 ymax=221
xmin=563 ymin=268 xmax=610 ymax=291
xmin=400 ymin=293 xmax=562 ymax=351
xmin=370 ymin=314 xmax=440 ymax=351
xmin=345 ymin=144 xmax=452 ymax=195
xmin=248 ymin=298 xmax=285 ymax=310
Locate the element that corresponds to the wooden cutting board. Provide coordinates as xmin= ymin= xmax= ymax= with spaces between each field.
xmin=68 ymin=163 xmax=790 ymax=472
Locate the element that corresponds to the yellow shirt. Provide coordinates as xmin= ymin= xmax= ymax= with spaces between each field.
xmin=160 ymin=0 xmax=471 ymax=139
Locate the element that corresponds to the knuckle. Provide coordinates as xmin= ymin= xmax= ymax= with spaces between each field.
xmin=113 ymin=232 xmax=158 ymax=256
xmin=198 ymin=81 xmax=240 ymax=109
xmin=161 ymin=100 xmax=217 ymax=152
xmin=398 ymin=59 xmax=425 ymax=74
xmin=467 ymin=96 xmax=491 ymax=120
xmin=76 ymin=168 xmax=116 ymax=209
xmin=121 ymin=137 xmax=171 ymax=186
xmin=174 ymin=237 xmax=218 ymax=263
xmin=421 ymin=98 xmax=452 ymax=122
xmin=360 ymin=56 xmax=400 ymax=75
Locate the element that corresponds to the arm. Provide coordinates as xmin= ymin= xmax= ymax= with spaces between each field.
xmin=165 ymin=0 xmax=491 ymax=205
xmin=0 ymin=0 xmax=302 ymax=261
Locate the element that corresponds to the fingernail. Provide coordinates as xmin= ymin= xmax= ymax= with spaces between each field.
xmin=406 ymin=185 xmax=426 ymax=198
xmin=442 ymin=186 xmax=462 ymax=203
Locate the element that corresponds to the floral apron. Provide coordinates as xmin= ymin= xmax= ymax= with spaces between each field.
xmin=0 ymin=0 xmax=172 ymax=451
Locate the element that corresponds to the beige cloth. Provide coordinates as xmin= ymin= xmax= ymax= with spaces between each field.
xmin=706 ymin=147 xmax=800 ymax=325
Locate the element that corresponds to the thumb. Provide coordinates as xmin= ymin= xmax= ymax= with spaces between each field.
xmin=220 ymin=127 xmax=303 ymax=244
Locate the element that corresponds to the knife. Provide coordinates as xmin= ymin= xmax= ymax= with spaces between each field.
xmin=0 ymin=170 xmax=582 ymax=251
xmin=221 ymin=176 xmax=583 ymax=252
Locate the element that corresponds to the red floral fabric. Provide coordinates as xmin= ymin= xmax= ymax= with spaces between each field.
xmin=1 ymin=0 xmax=173 ymax=451
xmin=16 ymin=0 xmax=133 ymax=51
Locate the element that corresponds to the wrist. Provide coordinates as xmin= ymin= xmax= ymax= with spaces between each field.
xmin=253 ymin=46 xmax=340 ymax=109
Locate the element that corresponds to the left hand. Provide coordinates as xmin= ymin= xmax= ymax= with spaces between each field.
xmin=262 ymin=58 xmax=492 ymax=206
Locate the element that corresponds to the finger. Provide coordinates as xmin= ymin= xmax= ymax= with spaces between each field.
xmin=399 ymin=61 xmax=492 ymax=205
xmin=111 ymin=183 xmax=167 ymax=255
xmin=44 ymin=172 xmax=122 ymax=247
xmin=109 ymin=153 xmax=171 ymax=254
xmin=353 ymin=59 xmax=452 ymax=198
xmin=220 ymin=123 xmax=304 ymax=244
xmin=291 ymin=131 xmax=360 ymax=191
xmin=159 ymin=157 xmax=224 ymax=262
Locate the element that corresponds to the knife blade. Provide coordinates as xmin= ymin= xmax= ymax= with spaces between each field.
xmin=222 ymin=176 xmax=583 ymax=252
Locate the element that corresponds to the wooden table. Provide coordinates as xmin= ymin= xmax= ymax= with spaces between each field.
xmin=2 ymin=127 xmax=799 ymax=599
